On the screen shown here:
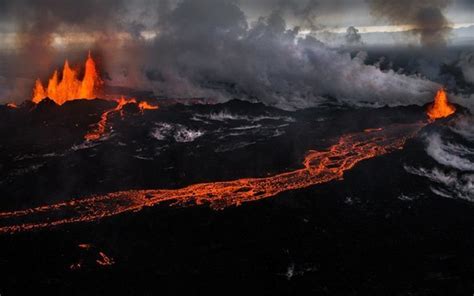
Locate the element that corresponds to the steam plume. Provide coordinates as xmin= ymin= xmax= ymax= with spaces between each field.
xmin=367 ymin=0 xmax=452 ymax=47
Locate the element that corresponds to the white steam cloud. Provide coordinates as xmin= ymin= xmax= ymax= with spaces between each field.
xmin=426 ymin=133 xmax=474 ymax=172
xmin=405 ymin=166 xmax=474 ymax=201
xmin=406 ymin=117 xmax=474 ymax=203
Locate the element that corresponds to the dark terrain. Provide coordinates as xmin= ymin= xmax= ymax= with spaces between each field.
xmin=0 ymin=98 xmax=473 ymax=295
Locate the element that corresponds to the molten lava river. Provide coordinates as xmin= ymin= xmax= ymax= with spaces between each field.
xmin=0 ymin=60 xmax=457 ymax=235
xmin=0 ymin=122 xmax=425 ymax=234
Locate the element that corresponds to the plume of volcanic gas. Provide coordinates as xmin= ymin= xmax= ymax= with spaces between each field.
xmin=427 ymin=88 xmax=456 ymax=121
xmin=32 ymin=52 xmax=102 ymax=105
xmin=367 ymin=0 xmax=452 ymax=47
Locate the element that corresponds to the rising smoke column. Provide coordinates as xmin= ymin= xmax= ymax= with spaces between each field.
xmin=367 ymin=0 xmax=452 ymax=47
xmin=345 ymin=26 xmax=363 ymax=45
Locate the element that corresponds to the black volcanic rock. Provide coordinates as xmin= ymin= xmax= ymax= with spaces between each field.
xmin=33 ymin=97 xmax=59 ymax=112
xmin=122 ymin=102 xmax=141 ymax=114
xmin=0 ymin=98 xmax=473 ymax=296
xmin=61 ymin=98 xmax=116 ymax=112
xmin=0 ymin=99 xmax=431 ymax=209
xmin=19 ymin=99 xmax=37 ymax=110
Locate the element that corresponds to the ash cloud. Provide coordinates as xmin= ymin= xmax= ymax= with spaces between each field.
xmin=367 ymin=0 xmax=452 ymax=47
xmin=1 ymin=0 xmax=440 ymax=110
xmin=0 ymin=0 xmax=153 ymax=100
xmin=345 ymin=26 xmax=363 ymax=45
xmin=273 ymin=0 xmax=321 ymax=30
xmin=458 ymin=52 xmax=474 ymax=84
xmin=0 ymin=0 xmax=129 ymax=61
xmin=0 ymin=0 xmax=124 ymax=87
xmin=139 ymin=0 xmax=437 ymax=109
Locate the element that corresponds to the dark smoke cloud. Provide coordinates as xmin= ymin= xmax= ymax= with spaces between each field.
xmin=0 ymin=0 xmax=153 ymax=101
xmin=0 ymin=0 xmax=439 ymax=110
xmin=345 ymin=26 xmax=362 ymax=45
xmin=0 ymin=0 xmax=130 ymax=57
xmin=274 ymin=0 xmax=321 ymax=30
xmin=0 ymin=0 xmax=129 ymax=91
xmin=367 ymin=0 xmax=453 ymax=47
xmin=458 ymin=52 xmax=474 ymax=84
xmin=134 ymin=0 xmax=437 ymax=109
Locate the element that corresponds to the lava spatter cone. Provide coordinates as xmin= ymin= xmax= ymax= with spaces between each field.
xmin=427 ymin=88 xmax=456 ymax=121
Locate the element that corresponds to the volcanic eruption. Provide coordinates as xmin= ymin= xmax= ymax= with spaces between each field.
xmin=0 ymin=121 xmax=425 ymax=234
xmin=0 ymin=65 xmax=459 ymax=233
xmin=1 ymin=1 xmax=473 ymax=294
xmin=426 ymin=88 xmax=456 ymax=121
xmin=32 ymin=52 xmax=102 ymax=105
xmin=29 ymin=51 xmax=159 ymax=141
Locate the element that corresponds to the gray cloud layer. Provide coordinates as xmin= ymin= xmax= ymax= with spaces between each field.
xmin=0 ymin=0 xmax=443 ymax=109
xmin=367 ymin=0 xmax=453 ymax=47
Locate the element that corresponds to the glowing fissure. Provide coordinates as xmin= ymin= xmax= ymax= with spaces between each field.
xmin=138 ymin=101 xmax=159 ymax=111
xmin=427 ymin=89 xmax=456 ymax=121
xmin=84 ymin=96 xmax=135 ymax=141
xmin=84 ymin=97 xmax=159 ymax=141
xmin=0 ymin=122 xmax=424 ymax=234
xmin=33 ymin=52 xmax=102 ymax=105
xmin=96 ymin=252 xmax=115 ymax=266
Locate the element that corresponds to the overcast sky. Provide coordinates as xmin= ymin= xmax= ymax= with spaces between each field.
xmin=240 ymin=0 xmax=473 ymax=28
xmin=0 ymin=0 xmax=472 ymax=34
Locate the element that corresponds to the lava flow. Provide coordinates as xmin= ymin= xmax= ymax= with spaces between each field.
xmin=0 ymin=122 xmax=424 ymax=234
xmin=138 ymin=101 xmax=159 ymax=111
xmin=84 ymin=96 xmax=136 ymax=141
xmin=32 ymin=52 xmax=102 ymax=105
xmin=427 ymin=88 xmax=456 ymax=121
xmin=84 ymin=96 xmax=159 ymax=141
xmin=30 ymin=51 xmax=158 ymax=141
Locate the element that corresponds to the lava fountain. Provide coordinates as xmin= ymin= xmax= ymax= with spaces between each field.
xmin=30 ymin=51 xmax=159 ymax=141
xmin=427 ymin=88 xmax=456 ymax=121
xmin=32 ymin=52 xmax=102 ymax=105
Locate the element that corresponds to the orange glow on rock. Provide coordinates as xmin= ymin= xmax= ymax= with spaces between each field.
xmin=32 ymin=52 xmax=102 ymax=105
xmin=96 ymin=251 xmax=114 ymax=266
xmin=0 ymin=122 xmax=425 ymax=234
xmin=138 ymin=101 xmax=159 ymax=111
xmin=84 ymin=96 xmax=137 ymax=141
xmin=427 ymin=88 xmax=456 ymax=121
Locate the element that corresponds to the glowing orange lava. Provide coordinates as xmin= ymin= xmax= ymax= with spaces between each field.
xmin=84 ymin=96 xmax=137 ymax=141
xmin=138 ymin=101 xmax=159 ymax=111
xmin=6 ymin=102 xmax=18 ymax=108
xmin=96 ymin=252 xmax=114 ymax=266
xmin=427 ymin=88 xmax=456 ymax=121
xmin=70 ymin=244 xmax=114 ymax=269
xmin=0 ymin=122 xmax=425 ymax=234
xmin=32 ymin=52 xmax=102 ymax=105
xmin=85 ymin=97 xmax=159 ymax=141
